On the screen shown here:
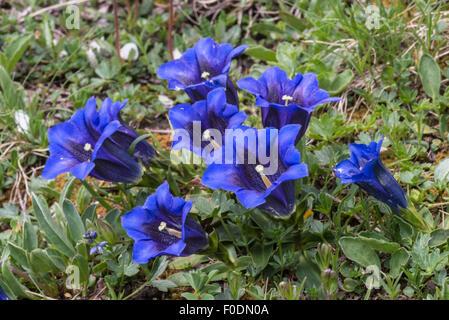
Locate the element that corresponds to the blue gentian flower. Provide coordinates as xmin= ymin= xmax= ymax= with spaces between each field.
xmin=333 ymin=137 xmax=408 ymax=211
xmin=121 ymin=181 xmax=208 ymax=263
xmin=237 ymin=66 xmax=340 ymax=143
xmin=157 ymin=38 xmax=247 ymax=105
xmin=0 ymin=285 xmax=9 ymax=300
xmin=83 ymin=229 xmax=98 ymax=243
xmin=169 ymin=87 xmax=247 ymax=161
xmin=90 ymin=241 xmax=108 ymax=255
xmin=42 ymin=97 xmax=155 ymax=183
xmin=201 ymin=124 xmax=309 ymax=217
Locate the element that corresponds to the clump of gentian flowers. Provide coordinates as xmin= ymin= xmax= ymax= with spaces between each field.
xmin=42 ymin=36 xmax=429 ymax=271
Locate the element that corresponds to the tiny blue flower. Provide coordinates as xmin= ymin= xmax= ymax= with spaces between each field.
xmin=201 ymin=124 xmax=309 ymax=217
xmin=157 ymin=38 xmax=247 ymax=105
xmin=169 ymin=87 xmax=247 ymax=161
xmin=42 ymin=97 xmax=155 ymax=183
xmin=90 ymin=241 xmax=108 ymax=255
xmin=333 ymin=137 xmax=408 ymax=211
xmin=121 ymin=181 xmax=208 ymax=264
xmin=237 ymin=66 xmax=340 ymax=143
xmin=83 ymin=229 xmax=98 ymax=243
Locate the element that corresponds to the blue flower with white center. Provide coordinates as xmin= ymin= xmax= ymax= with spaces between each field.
xmin=333 ymin=137 xmax=408 ymax=211
xmin=169 ymin=87 xmax=247 ymax=162
xmin=121 ymin=181 xmax=208 ymax=264
xmin=201 ymin=124 xmax=309 ymax=217
xmin=157 ymin=38 xmax=247 ymax=105
xmin=237 ymin=66 xmax=340 ymax=143
xmin=42 ymin=97 xmax=155 ymax=183
xmin=90 ymin=241 xmax=108 ymax=255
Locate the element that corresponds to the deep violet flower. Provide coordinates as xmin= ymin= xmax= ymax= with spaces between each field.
xmin=121 ymin=181 xmax=207 ymax=263
xmin=333 ymin=137 xmax=407 ymax=211
xmin=201 ymin=124 xmax=308 ymax=217
xmin=84 ymin=229 xmax=98 ymax=243
xmin=42 ymin=97 xmax=155 ymax=183
xmin=169 ymin=87 xmax=247 ymax=161
xmin=237 ymin=66 xmax=340 ymax=143
xmin=157 ymin=38 xmax=247 ymax=105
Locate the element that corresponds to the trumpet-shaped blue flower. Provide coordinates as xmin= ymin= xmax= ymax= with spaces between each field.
xmin=121 ymin=181 xmax=207 ymax=263
xmin=157 ymin=38 xmax=247 ymax=105
xmin=201 ymin=124 xmax=308 ymax=217
xmin=333 ymin=137 xmax=408 ymax=211
xmin=237 ymin=67 xmax=340 ymax=143
xmin=42 ymin=97 xmax=155 ymax=183
xmin=169 ymin=87 xmax=247 ymax=161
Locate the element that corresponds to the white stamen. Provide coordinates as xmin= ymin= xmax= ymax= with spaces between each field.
xmin=158 ymin=221 xmax=167 ymax=231
xmin=282 ymin=95 xmax=293 ymax=105
xmin=84 ymin=143 xmax=92 ymax=151
xmin=255 ymin=165 xmax=272 ymax=188
xmin=203 ymin=130 xmax=220 ymax=149
xmin=202 ymin=130 xmax=211 ymax=141
xmin=166 ymin=228 xmax=182 ymax=238
xmin=201 ymin=71 xmax=210 ymax=79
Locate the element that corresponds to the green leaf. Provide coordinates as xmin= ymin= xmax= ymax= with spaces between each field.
xmin=31 ymin=193 xmax=76 ymax=258
xmin=279 ymin=12 xmax=305 ymax=32
xmin=151 ymin=279 xmax=177 ymax=292
xmin=193 ymin=196 xmax=214 ymax=215
xmin=1 ymin=262 xmax=29 ymax=299
xmin=326 ymin=69 xmax=354 ymax=95
xmin=7 ymin=242 xmax=29 ymax=268
xmin=4 ymin=34 xmax=33 ymax=73
xmin=244 ymin=46 xmax=277 ymax=62
xmin=440 ymin=114 xmax=448 ymax=138
xmin=81 ymin=204 xmax=97 ymax=225
xmin=149 ymin=256 xmax=169 ymax=282
xmin=435 ymin=157 xmax=449 ymax=188
xmin=419 ymin=53 xmax=441 ymax=101
xmin=181 ymin=292 xmax=198 ymax=300
xmin=342 ymin=278 xmax=359 ymax=292
xmin=22 ymin=217 xmax=38 ymax=251
xmin=359 ymin=232 xmax=400 ymax=253
xmin=429 ymin=229 xmax=449 ymax=247
xmin=30 ymin=248 xmax=58 ymax=274
xmin=339 ymin=237 xmax=381 ymax=268
xmin=59 ymin=176 xmax=76 ymax=206
xmin=73 ymin=252 xmax=89 ymax=285
xmin=169 ymin=255 xmax=209 ymax=270
xmin=0 ymin=65 xmax=24 ymax=109
xmin=250 ymin=244 xmax=273 ymax=273
xmin=390 ymin=248 xmax=410 ymax=278
xmin=63 ymin=200 xmax=85 ymax=243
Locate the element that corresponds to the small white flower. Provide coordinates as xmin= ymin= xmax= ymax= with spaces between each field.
xmin=120 ymin=43 xmax=139 ymax=61
xmin=89 ymin=41 xmax=101 ymax=52
xmin=14 ymin=110 xmax=30 ymax=134
xmin=173 ymin=48 xmax=182 ymax=59
xmin=86 ymin=48 xmax=98 ymax=68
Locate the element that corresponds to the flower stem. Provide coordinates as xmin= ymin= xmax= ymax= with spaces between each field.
xmin=400 ymin=202 xmax=433 ymax=233
xmin=81 ymin=180 xmax=113 ymax=211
